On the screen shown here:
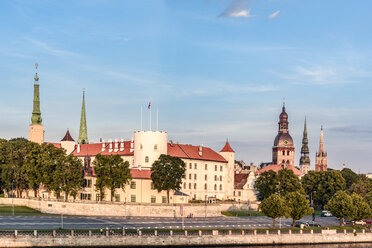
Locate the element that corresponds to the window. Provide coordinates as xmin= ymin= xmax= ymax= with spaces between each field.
xmin=189 ymin=174 xmax=192 ymax=180
xmin=80 ymin=193 xmax=91 ymax=200
xmin=214 ymin=175 xmax=217 ymax=181
xmin=220 ymin=166 xmax=223 ymax=172
xmin=145 ymin=156 xmax=149 ymax=163
xmin=287 ymin=151 xmax=290 ymax=156
xmin=183 ymin=183 xmax=186 ymax=189
xmin=189 ymin=163 xmax=192 ymax=169
xmin=140 ymin=144 xmax=143 ymax=149
xmin=194 ymin=163 xmax=197 ymax=169
xmin=151 ymin=196 xmax=156 ymax=203
xmin=154 ymin=144 xmax=158 ymax=151
xmin=115 ymin=194 xmax=120 ymax=202
xmin=95 ymin=194 xmax=100 ymax=201
xmin=130 ymin=181 xmax=136 ymax=189
xmin=151 ymin=183 xmax=155 ymax=190
xmin=282 ymin=151 xmax=285 ymax=155
xmin=194 ymin=174 xmax=197 ymax=180
xmin=162 ymin=196 xmax=167 ymax=203
xmin=220 ymin=176 xmax=222 ymax=181
xmin=205 ymin=164 xmax=208 ymax=170
xmin=220 ymin=185 xmax=222 ymax=191
xmin=215 ymin=165 xmax=217 ymax=171
xmin=233 ymin=191 xmax=236 ymax=196
xmin=205 ymin=175 xmax=207 ymax=181
xmin=189 ymin=183 xmax=191 ymax=189
xmin=130 ymin=195 xmax=136 ymax=202
xmin=194 ymin=183 xmax=197 ymax=189
xmin=238 ymin=191 xmax=241 ymax=196
xmin=214 ymin=184 xmax=217 ymax=190
xmin=204 ymin=184 xmax=207 ymax=190
xmin=83 ymin=179 xmax=92 ymax=188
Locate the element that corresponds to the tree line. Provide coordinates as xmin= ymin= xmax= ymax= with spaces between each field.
xmin=0 ymin=138 xmax=186 ymax=203
xmin=255 ymin=168 xmax=372 ymax=227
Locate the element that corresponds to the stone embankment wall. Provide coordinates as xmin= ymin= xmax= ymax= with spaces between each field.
xmin=0 ymin=198 xmax=256 ymax=217
xmin=0 ymin=232 xmax=371 ymax=247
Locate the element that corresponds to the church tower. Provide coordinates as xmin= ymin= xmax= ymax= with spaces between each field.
xmin=29 ymin=64 xmax=44 ymax=144
xmin=272 ymin=103 xmax=295 ymax=167
xmin=78 ymin=90 xmax=89 ymax=144
xmin=220 ymin=139 xmax=235 ymax=199
xmin=299 ymin=118 xmax=310 ymax=174
xmin=315 ymin=126 xmax=327 ymax=171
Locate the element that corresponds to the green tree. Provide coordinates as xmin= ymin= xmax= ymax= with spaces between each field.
xmin=151 ymin=154 xmax=186 ymax=203
xmin=254 ymin=170 xmax=278 ymax=200
xmin=93 ymin=154 xmax=109 ymax=201
xmin=347 ymin=182 xmax=368 ymax=197
xmin=365 ymin=192 xmax=372 ymax=209
xmin=260 ymin=194 xmax=287 ymax=228
xmin=341 ymin=168 xmax=359 ymax=189
xmin=277 ymin=169 xmax=304 ymax=197
xmin=316 ymin=170 xmax=346 ymax=208
xmin=57 ymin=155 xmax=84 ymax=201
xmin=350 ymin=193 xmax=372 ymax=221
xmin=285 ymin=191 xmax=313 ymax=228
xmin=23 ymin=142 xmax=42 ymax=197
xmin=325 ymin=190 xmax=354 ymax=226
xmin=105 ymin=155 xmax=131 ymax=202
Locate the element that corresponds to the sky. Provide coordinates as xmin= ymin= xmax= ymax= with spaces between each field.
xmin=1 ymin=0 xmax=372 ymax=173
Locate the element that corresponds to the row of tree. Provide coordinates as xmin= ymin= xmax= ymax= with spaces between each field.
xmin=255 ymin=168 xmax=372 ymax=227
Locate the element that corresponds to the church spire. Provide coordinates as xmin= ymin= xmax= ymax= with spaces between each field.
xmin=316 ymin=126 xmax=327 ymax=171
xmin=31 ymin=63 xmax=42 ymax=125
xmin=78 ymin=89 xmax=89 ymax=144
xmin=300 ymin=117 xmax=310 ymax=174
xmin=319 ymin=126 xmax=324 ymax=155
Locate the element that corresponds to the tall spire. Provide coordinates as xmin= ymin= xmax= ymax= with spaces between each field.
xmin=78 ymin=89 xmax=89 ymax=144
xmin=278 ymin=101 xmax=289 ymax=133
xmin=31 ymin=63 xmax=42 ymax=125
xmin=319 ymin=126 xmax=324 ymax=155
xmin=316 ymin=126 xmax=327 ymax=171
xmin=300 ymin=117 xmax=310 ymax=174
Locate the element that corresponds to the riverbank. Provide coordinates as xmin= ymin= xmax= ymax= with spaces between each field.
xmin=0 ymin=229 xmax=371 ymax=247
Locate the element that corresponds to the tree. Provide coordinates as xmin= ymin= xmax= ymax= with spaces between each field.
xmin=151 ymin=154 xmax=186 ymax=203
xmin=23 ymin=142 xmax=42 ymax=197
xmin=347 ymin=182 xmax=368 ymax=197
xmin=341 ymin=168 xmax=359 ymax=189
xmin=58 ymin=155 xmax=84 ymax=201
xmin=260 ymin=194 xmax=287 ymax=228
xmin=350 ymin=193 xmax=372 ymax=221
xmin=285 ymin=191 xmax=313 ymax=228
xmin=93 ymin=154 xmax=109 ymax=201
xmin=316 ymin=170 xmax=346 ymax=208
xmin=254 ymin=170 xmax=278 ymax=201
xmin=277 ymin=169 xmax=304 ymax=197
xmin=366 ymin=192 xmax=372 ymax=209
xmin=325 ymin=190 xmax=354 ymax=226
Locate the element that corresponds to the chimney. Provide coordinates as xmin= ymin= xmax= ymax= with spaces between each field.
xmin=108 ymin=139 xmax=113 ymax=153
xmin=199 ymin=146 xmax=203 ymax=157
xmin=114 ymin=138 xmax=118 ymax=152
xmin=130 ymin=137 xmax=134 ymax=152
xmin=138 ymin=164 xmax=142 ymax=171
xmin=77 ymin=144 xmax=81 ymax=154
xmin=169 ymin=140 xmax=173 ymax=146
xmin=101 ymin=139 xmax=105 ymax=152
xmin=120 ymin=138 xmax=124 ymax=151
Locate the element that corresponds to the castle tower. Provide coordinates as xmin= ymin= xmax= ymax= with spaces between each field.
xmin=315 ymin=126 xmax=327 ymax=171
xmin=220 ymin=139 xmax=235 ymax=199
xmin=299 ymin=117 xmax=310 ymax=174
xmin=61 ymin=129 xmax=75 ymax=155
xmin=272 ymin=103 xmax=295 ymax=167
xmin=78 ymin=90 xmax=89 ymax=144
xmin=29 ymin=63 xmax=44 ymax=144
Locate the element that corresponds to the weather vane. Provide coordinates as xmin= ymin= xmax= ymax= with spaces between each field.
xmin=35 ymin=63 xmax=38 ymax=71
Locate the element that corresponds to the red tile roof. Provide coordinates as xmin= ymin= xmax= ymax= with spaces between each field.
xmin=234 ymin=173 xmax=248 ymax=189
xmin=71 ymin=141 xmax=133 ymax=157
xmin=61 ymin=130 xmax=74 ymax=142
xmin=130 ymin=169 xmax=151 ymax=179
xmin=220 ymin=141 xmax=235 ymax=153
xmin=46 ymin=142 xmax=61 ymax=148
xmin=167 ymin=143 xmax=227 ymax=163
xmin=255 ymin=164 xmax=303 ymax=176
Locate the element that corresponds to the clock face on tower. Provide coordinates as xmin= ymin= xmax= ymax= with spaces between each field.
xmin=284 ymin=140 xmax=288 ymax=145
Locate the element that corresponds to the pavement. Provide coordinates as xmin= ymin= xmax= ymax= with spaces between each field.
xmin=0 ymin=215 xmax=340 ymax=230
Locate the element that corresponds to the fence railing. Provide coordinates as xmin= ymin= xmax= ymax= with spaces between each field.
xmin=0 ymin=228 xmax=368 ymax=238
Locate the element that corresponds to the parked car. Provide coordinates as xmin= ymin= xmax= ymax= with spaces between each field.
xmin=354 ymin=220 xmax=366 ymax=225
xmin=305 ymin=221 xmax=322 ymax=227
xmin=366 ymin=219 xmax=372 ymax=225
xmin=320 ymin=210 xmax=332 ymax=217
xmin=295 ymin=221 xmax=305 ymax=228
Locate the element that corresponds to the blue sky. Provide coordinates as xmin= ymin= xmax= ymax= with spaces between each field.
xmin=1 ymin=0 xmax=372 ymax=173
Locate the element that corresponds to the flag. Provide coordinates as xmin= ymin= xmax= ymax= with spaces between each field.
xmin=148 ymin=102 xmax=151 ymax=109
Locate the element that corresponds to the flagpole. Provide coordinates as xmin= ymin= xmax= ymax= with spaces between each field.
xmin=156 ymin=106 xmax=159 ymax=131
xmin=140 ymin=106 xmax=143 ymax=131
xmin=150 ymin=104 xmax=152 ymax=131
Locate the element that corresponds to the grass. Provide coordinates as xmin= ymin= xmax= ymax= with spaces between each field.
xmin=221 ymin=210 xmax=265 ymax=217
xmin=0 ymin=205 xmax=55 ymax=216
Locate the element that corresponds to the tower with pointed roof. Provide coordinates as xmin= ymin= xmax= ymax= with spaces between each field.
xmin=61 ymin=129 xmax=76 ymax=154
xmin=78 ymin=90 xmax=89 ymax=144
xmin=299 ymin=118 xmax=310 ymax=174
xmin=315 ymin=126 xmax=327 ymax=171
xmin=272 ymin=103 xmax=295 ymax=168
xmin=220 ymin=139 xmax=235 ymax=198
xmin=29 ymin=64 xmax=44 ymax=144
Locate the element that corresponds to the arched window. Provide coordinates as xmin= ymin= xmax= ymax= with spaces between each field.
xmin=214 ymin=184 xmax=217 ymax=190
xmin=140 ymin=144 xmax=143 ymax=149
xmin=189 ymin=183 xmax=191 ymax=189
xmin=145 ymin=156 xmax=149 ymax=163
xmin=287 ymin=151 xmax=290 ymax=156
xmin=204 ymin=184 xmax=207 ymax=190
xmin=286 ymin=160 xmax=290 ymax=164
xmin=282 ymin=151 xmax=285 ymax=155
xmin=183 ymin=183 xmax=186 ymax=189
xmin=154 ymin=144 xmax=158 ymax=150
xmin=219 ymin=185 xmax=222 ymax=191
xmin=194 ymin=183 xmax=197 ymax=189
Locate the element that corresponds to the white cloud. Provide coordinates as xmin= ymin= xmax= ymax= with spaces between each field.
xmin=219 ymin=0 xmax=253 ymax=18
xmin=269 ymin=10 xmax=280 ymax=19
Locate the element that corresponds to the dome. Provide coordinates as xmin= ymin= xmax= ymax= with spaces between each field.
xmin=273 ymin=133 xmax=294 ymax=147
xmin=279 ymin=106 xmax=288 ymax=121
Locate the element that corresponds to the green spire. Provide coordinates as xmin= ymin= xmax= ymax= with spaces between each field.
xmin=31 ymin=64 xmax=42 ymax=125
xmin=78 ymin=90 xmax=89 ymax=144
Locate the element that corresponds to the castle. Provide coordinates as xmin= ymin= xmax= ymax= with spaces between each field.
xmin=27 ymin=67 xmax=327 ymax=204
